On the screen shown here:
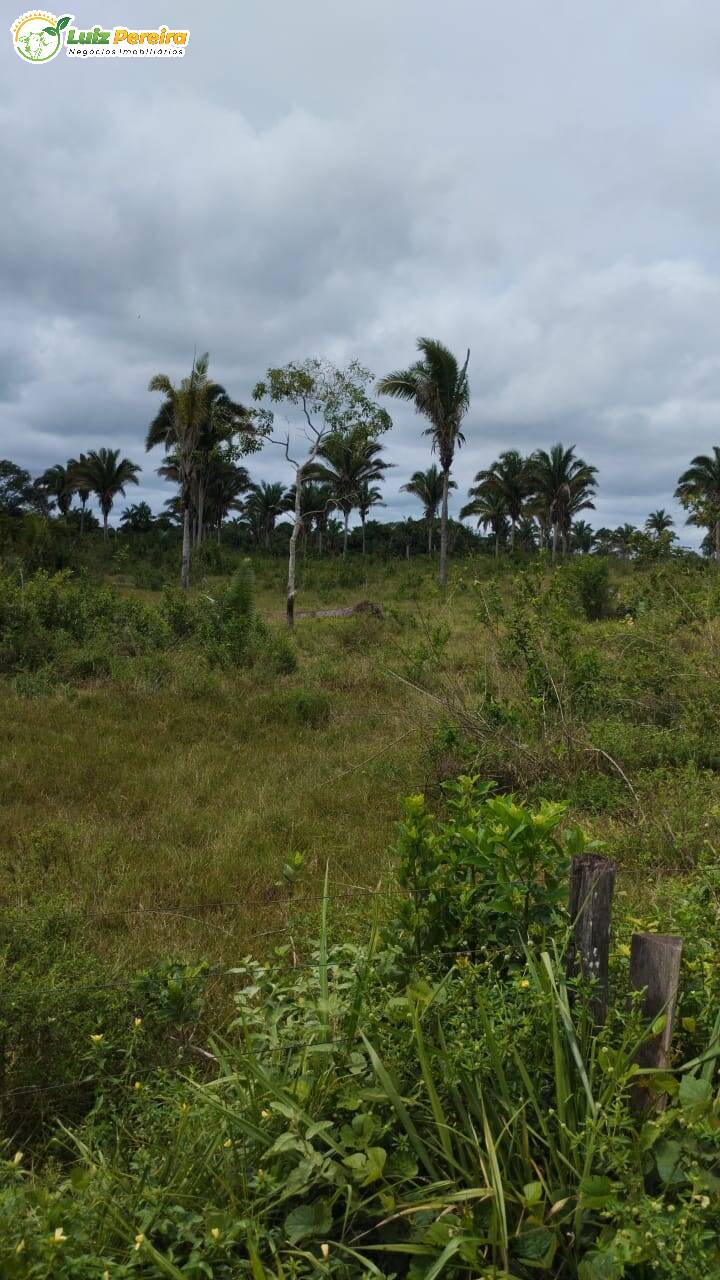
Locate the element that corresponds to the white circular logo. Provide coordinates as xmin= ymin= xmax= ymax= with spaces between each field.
xmin=11 ymin=12 xmax=70 ymax=63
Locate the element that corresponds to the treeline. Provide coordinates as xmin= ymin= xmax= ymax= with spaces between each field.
xmin=3 ymin=339 xmax=720 ymax=594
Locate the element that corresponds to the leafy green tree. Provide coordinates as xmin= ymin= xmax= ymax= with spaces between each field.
xmin=243 ymin=481 xmax=289 ymax=549
xmin=0 ymin=461 xmax=33 ymax=516
xmin=309 ymin=426 xmax=390 ymax=555
xmin=120 ymin=501 xmax=154 ymax=533
xmin=148 ymin=353 xmax=260 ymax=589
xmin=357 ymin=481 xmax=385 ymax=553
xmin=460 ymin=487 xmax=508 ymax=557
xmin=469 ymin=450 xmax=529 ymax=551
xmin=401 ymin=465 xmax=456 ymax=554
xmin=73 ymin=449 xmax=140 ymax=539
xmin=39 ymin=463 xmax=75 ymax=517
xmin=253 ymin=359 xmax=390 ymax=624
xmin=526 ymin=444 xmax=598 ymax=562
xmin=571 ymin=519 xmax=595 ymax=554
xmin=645 ymin=508 xmax=675 ymax=538
xmin=204 ymin=457 xmax=251 ymax=541
xmin=675 ymin=449 xmax=720 ymax=562
xmin=378 ymin=338 xmax=470 ymax=586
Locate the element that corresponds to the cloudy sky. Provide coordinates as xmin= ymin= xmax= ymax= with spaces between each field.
xmin=3 ymin=0 xmax=720 ymax=539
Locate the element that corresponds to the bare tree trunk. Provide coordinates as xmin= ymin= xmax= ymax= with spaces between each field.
xmin=287 ymin=469 xmax=303 ymax=626
xmin=715 ymin=518 xmax=720 ymax=564
xmin=318 ymin=528 xmax=323 ymax=556
xmin=343 ymin=511 xmax=349 ymax=557
xmin=195 ymin=481 xmax=205 ymax=549
xmin=80 ymin=501 xmax=86 ymax=535
xmin=361 ymin=516 xmax=366 ymax=555
xmin=181 ymin=504 xmax=191 ymax=591
xmin=103 ymin=511 xmax=109 ymax=540
xmin=552 ymin=522 xmax=559 ymax=564
xmin=427 ymin=517 xmax=433 ymax=554
xmin=510 ymin=519 xmax=515 ymax=552
xmin=495 ymin=530 xmax=500 ymax=558
xmin=439 ymin=467 xmax=450 ymax=587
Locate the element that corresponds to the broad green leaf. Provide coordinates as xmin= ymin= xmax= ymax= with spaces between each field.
xmin=57 ymin=16 xmax=72 ymax=29
xmin=678 ymin=1074 xmax=713 ymax=1113
xmin=284 ymin=1201 xmax=332 ymax=1245
xmin=513 ymin=1226 xmax=557 ymax=1268
xmin=43 ymin=25 xmax=57 ymax=35
xmin=653 ymin=1138 xmax=684 ymax=1185
xmin=579 ymin=1175 xmax=613 ymax=1208
xmin=578 ymin=1250 xmax=624 ymax=1280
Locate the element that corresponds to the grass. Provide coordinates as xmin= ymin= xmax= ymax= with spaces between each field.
xmin=2 ymin=551 xmax=719 ymax=978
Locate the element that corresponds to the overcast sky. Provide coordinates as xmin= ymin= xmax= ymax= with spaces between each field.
xmin=3 ymin=1 xmax=720 ymax=539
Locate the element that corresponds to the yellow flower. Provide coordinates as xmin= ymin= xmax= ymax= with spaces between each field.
xmin=135 ymin=1233 xmax=146 ymax=1250
xmin=133 ymin=1017 xmax=142 ymax=1028
xmin=90 ymin=1034 xmax=104 ymax=1044
xmin=210 ymin=1227 xmax=220 ymax=1240
xmin=321 ymin=1243 xmax=330 ymax=1260
xmin=134 ymin=1081 xmax=142 ymax=1091
xmin=12 ymin=1151 xmax=23 ymax=1166
xmin=103 ymin=1272 xmax=110 ymax=1280
xmin=223 ymin=1138 xmax=233 ymax=1149
xmin=260 ymin=1109 xmax=270 ymax=1118
xmin=15 ymin=1240 xmax=25 ymax=1254
xmin=52 ymin=1227 xmax=67 ymax=1244
xmin=519 ymin=979 xmax=530 ymax=990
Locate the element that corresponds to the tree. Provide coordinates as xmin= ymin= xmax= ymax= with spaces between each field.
xmin=401 ymin=465 xmax=456 ymax=554
xmin=460 ymin=488 xmax=508 ymax=558
xmin=120 ymin=501 xmax=154 ymax=533
xmin=526 ymin=444 xmax=598 ymax=562
xmin=645 ymin=508 xmax=675 ymax=538
xmin=356 ymin=482 xmax=385 ymax=553
xmin=205 ymin=457 xmax=251 ymax=541
xmin=148 ymin=353 xmax=261 ymax=589
xmin=68 ymin=454 xmax=91 ymax=532
xmin=300 ymin=481 xmax=336 ymax=554
xmin=571 ymin=519 xmax=595 ymax=554
xmin=0 ymin=460 xmax=33 ymax=516
xmin=39 ymin=463 xmax=75 ymax=517
xmin=469 ymin=450 xmax=529 ymax=552
xmin=74 ymin=449 xmax=140 ymax=538
xmin=309 ymin=426 xmax=390 ymax=555
xmin=378 ymin=338 xmax=470 ymax=586
xmin=253 ymin=359 xmax=391 ymax=625
xmin=675 ymin=449 xmax=720 ymax=562
xmin=243 ymin=481 xmax=289 ymax=549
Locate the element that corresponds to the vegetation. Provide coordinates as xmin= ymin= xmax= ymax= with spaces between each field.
xmin=3 ymin=338 xmax=720 ymax=1276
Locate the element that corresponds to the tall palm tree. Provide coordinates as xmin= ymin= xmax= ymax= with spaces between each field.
xmin=243 ymin=481 xmax=289 ymax=549
xmin=205 ymin=459 xmax=251 ymax=541
xmin=298 ymin=481 xmax=335 ymax=555
xmin=309 ymin=426 xmax=390 ymax=556
xmin=39 ymin=463 xmax=75 ymax=517
xmin=74 ymin=448 xmax=140 ymax=538
xmin=357 ymin=481 xmax=385 ymax=553
xmin=460 ymin=489 xmax=508 ymax=558
xmin=645 ymin=508 xmax=674 ymax=537
xmin=401 ymin=465 xmax=456 ymax=554
xmin=676 ymin=449 xmax=720 ymax=562
xmin=378 ymin=338 xmax=470 ymax=586
xmin=68 ymin=454 xmax=91 ymax=532
xmin=147 ymin=353 xmax=248 ymax=588
xmin=526 ymin=444 xmax=597 ymax=562
xmin=470 ymin=450 xmax=529 ymax=551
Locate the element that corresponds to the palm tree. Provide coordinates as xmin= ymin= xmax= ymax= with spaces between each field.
xmin=74 ymin=448 xmax=140 ymax=538
xmin=147 ymin=353 xmax=248 ymax=588
xmin=120 ymin=501 xmax=154 ymax=533
xmin=470 ymin=450 xmax=529 ymax=552
xmin=243 ymin=481 xmax=289 ymax=549
xmin=309 ymin=427 xmax=390 ymax=556
xmin=676 ymin=449 xmax=720 ymax=562
xmin=68 ymin=454 xmax=91 ymax=532
xmin=645 ymin=508 xmax=674 ymax=538
xmin=357 ymin=481 xmax=385 ymax=553
xmin=572 ymin=519 xmax=595 ymax=554
xmin=205 ymin=459 xmax=251 ymax=541
xmin=526 ymin=444 xmax=598 ymax=562
xmin=401 ymin=465 xmax=456 ymax=554
xmin=39 ymin=463 xmax=75 ymax=517
xmin=378 ymin=338 xmax=470 ymax=586
xmin=460 ymin=489 xmax=508 ymax=558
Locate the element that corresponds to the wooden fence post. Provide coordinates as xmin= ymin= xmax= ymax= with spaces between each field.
xmin=566 ymin=853 xmax=616 ymax=1024
xmin=629 ymin=933 xmax=683 ymax=1111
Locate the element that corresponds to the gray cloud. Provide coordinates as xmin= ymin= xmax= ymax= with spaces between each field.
xmin=3 ymin=0 xmax=720 ymax=540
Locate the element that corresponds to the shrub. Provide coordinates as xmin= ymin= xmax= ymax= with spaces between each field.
xmin=566 ymin=557 xmax=610 ymax=621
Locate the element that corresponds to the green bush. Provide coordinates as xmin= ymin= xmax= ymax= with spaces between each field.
xmin=567 ymin=556 xmax=611 ymax=621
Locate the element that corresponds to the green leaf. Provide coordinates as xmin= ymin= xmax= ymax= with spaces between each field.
xmin=578 ymin=1250 xmax=624 ymax=1280
xmin=43 ymin=25 xmax=57 ymax=35
xmin=579 ymin=1175 xmax=613 ymax=1209
xmin=57 ymin=15 xmax=72 ymax=30
xmin=653 ymin=1138 xmax=684 ymax=1185
xmin=522 ymin=1180 xmax=544 ymax=1205
xmin=513 ymin=1226 xmax=557 ymax=1268
xmin=678 ymin=1074 xmax=713 ymax=1113
xmin=284 ymin=1201 xmax=332 ymax=1245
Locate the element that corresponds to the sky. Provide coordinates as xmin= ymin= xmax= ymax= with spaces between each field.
xmin=3 ymin=0 xmax=720 ymax=540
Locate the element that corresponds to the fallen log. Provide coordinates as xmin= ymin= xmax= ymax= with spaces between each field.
xmin=286 ymin=600 xmax=384 ymax=620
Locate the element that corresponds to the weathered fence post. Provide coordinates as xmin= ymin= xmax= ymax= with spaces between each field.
xmin=566 ymin=854 xmax=616 ymax=1024
xmin=629 ymin=933 xmax=683 ymax=1112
